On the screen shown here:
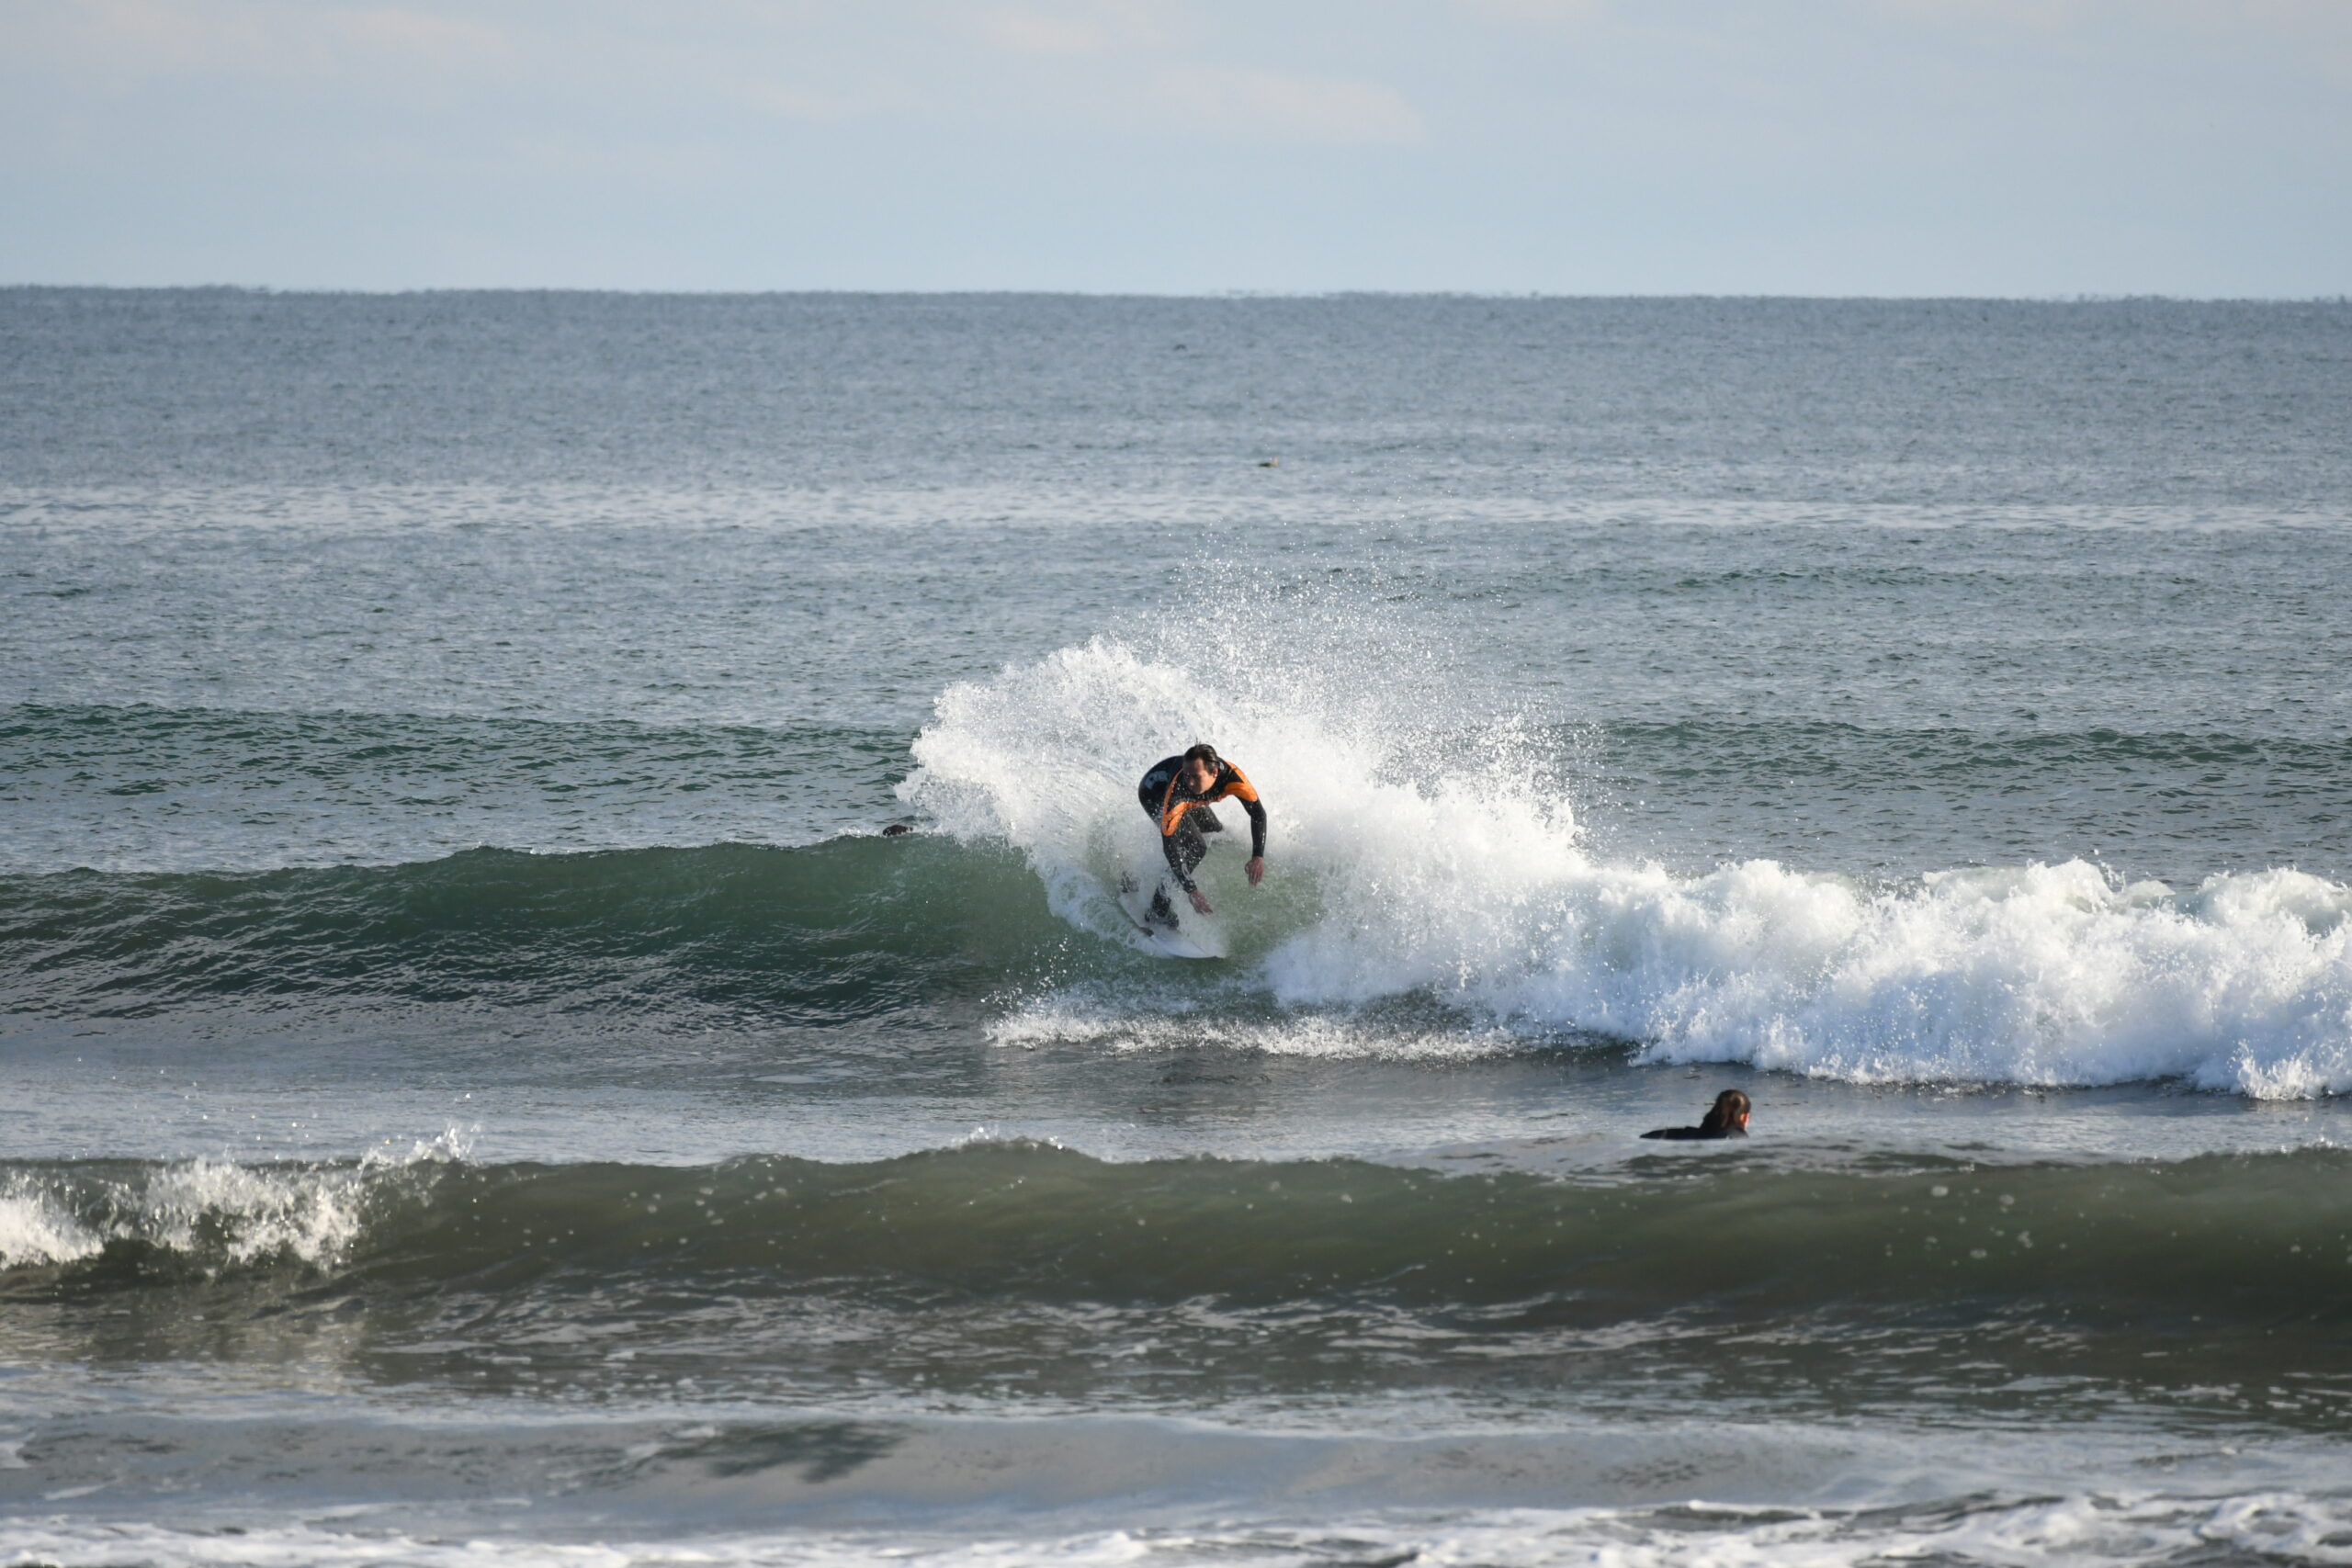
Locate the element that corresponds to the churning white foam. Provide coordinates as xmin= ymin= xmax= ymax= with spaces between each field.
xmin=0 ymin=1180 xmax=106 ymax=1269
xmin=6 ymin=1492 xmax=2352 ymax=1568
xmin=989 ymin=994 xmax=1522 ymax=1062
xmin=904 ymin=626 xmax=2352 ymax=1098
xmin=0 ymin=1130 xmax=471 ymax=1271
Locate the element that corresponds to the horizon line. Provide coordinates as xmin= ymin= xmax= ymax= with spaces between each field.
xmin=6 ymin=284 xmax=2350 ymax=306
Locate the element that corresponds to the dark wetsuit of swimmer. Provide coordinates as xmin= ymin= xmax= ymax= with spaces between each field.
xmin=1640 ymin=1122 xmax=1747 ymax=1142
xmin=1136 ymin=753 xmax=1267 ymax=918
xmin=1642 ymin=1090 xmax=1750 ymax=1141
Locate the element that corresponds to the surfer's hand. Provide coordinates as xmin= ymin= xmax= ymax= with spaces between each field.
xmin=1245 ymin=856 xmax=1264 ymax=887
xmin=1188 ymin=887 xmax=1214 ymax=916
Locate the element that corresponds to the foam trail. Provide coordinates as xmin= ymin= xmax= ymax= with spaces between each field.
xmin=9 ymin=1493 xmax=2352 ymax=1568
xmin=903 ymin=620 xmax=2352 ymax=1097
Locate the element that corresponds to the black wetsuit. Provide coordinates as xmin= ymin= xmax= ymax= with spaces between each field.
xmin=1639 ymin=1124 xmax=1747 ymax=1141
xmin=1136 ymin=754 xmax=1268 ymax=897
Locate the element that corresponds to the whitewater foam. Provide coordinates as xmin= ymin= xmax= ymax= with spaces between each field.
xmin=6 ymin=1491 xmax=2351 ymax=1568
xmin=0 ymin=1130 xmax=470 ymax=1272
xmin=0 ymin=1179 xmax=104 ymax=1269
xmin=907 ymin=632 xmax=2352 ymax=1097
xmin=989 ymin=996 xmax=1521 ymax=1061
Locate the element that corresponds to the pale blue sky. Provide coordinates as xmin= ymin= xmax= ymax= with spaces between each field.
xmin=5 ymin=0 xmax=2347 ymax=294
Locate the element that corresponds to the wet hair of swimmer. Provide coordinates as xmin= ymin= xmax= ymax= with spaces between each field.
xmin=1182 ymin=742 xmax=1222 ymax=768
xmin=1698 ymin=1089 xmax=1751 ymax=1134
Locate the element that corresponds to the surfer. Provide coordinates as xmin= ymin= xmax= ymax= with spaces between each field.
xmin=1137 ymin=743 xmax=1267 ymax=921
xmin=1641 ymin=1089 xmax=1751 ymax=1141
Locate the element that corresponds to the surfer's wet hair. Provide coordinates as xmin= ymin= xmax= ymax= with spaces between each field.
xmin=1698 ymin=1089 xmax=1750 ymax=1134
xmin=1183 ymin=743 xmax=1222 ymax=769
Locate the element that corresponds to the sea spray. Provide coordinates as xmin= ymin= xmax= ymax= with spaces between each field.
xmin=907 ymin=628 xmax=2352 ymax=1096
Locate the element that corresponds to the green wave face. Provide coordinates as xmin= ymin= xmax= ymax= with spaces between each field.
xmin=0 ymin=839 xmax=1074 ymax=1023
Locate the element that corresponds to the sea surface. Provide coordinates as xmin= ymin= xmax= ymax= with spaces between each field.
xmin=4 ymin=289 xmax=2352 ymax=1566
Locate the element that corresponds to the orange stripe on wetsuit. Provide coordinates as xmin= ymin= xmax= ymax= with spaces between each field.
xmin=1152 ymin=761 xmax=1270 ymax=888
xmin=1159 ymin=763 xmax=1261 ymax=840
xmin=1161 ymin=761 xmax=1261 ymax=831
xmin=1146 ymin=760 xmax=1267 ymax=894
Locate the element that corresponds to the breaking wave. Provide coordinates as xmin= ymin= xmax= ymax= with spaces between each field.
xmin=0 ymin=1132 xmax=469 ymax=1274
xmin=904 ymin=625 xmax=2352 ymax=1097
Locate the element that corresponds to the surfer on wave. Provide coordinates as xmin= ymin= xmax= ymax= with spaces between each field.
xmin=1137 ymin=743 xmax=1267 ymax=922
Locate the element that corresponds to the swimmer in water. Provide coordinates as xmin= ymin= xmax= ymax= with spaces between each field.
xmin=1641 ymin=1089 xmax=1750 ymax=1141
xmin=1136 ymin=742 xmax=1267 ymax=921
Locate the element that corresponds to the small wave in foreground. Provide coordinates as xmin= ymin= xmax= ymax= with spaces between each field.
xmin=6 ymin=1143 xmax=2348 ymax=1329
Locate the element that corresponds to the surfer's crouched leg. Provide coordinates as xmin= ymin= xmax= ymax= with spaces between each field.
xmin=1149 ymin=820 xmax=1216 ymax=924
xmin=1173 ymin=822 xmax=1214 ymax=876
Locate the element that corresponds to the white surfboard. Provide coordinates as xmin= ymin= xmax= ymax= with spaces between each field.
xmin=1115 ymin=872 xmax=1227 ymax=960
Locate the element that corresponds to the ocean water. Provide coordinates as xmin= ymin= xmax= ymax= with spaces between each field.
xmin=4 ymin=289 xmax=2352 ymax=1566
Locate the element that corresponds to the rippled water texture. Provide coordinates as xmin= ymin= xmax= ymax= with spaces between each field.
xmin=5 ymin=291 xmax=2351 ymax=1566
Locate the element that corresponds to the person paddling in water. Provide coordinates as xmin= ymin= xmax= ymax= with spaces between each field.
xmin=1136 ymin=743 xmax=1267 ymax=923
xmin=1641 ymin=1089 xmax=1751 ymax=1141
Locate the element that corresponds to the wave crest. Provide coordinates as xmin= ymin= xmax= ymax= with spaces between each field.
xmin=0 ymin=1131 xmax=468 ymax=1272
